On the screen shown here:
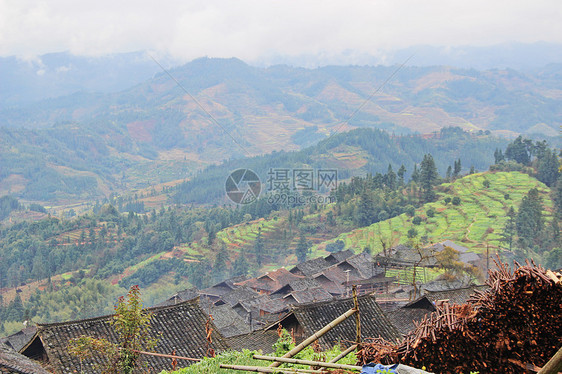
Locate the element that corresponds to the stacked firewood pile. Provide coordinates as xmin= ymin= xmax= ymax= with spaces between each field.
xmin=358 ymin=260 xmax=562 ymax=373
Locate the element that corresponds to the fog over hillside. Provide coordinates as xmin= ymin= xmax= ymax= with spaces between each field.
xmin=2 ymin=42 xmax=562 ymax=106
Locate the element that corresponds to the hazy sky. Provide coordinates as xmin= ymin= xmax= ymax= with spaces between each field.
xmin=1 ymin=0 xmax=561 ymax=63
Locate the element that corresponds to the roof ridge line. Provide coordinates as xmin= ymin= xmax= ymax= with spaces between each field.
xmin=37 ymin=297 xmax=200 ymax=329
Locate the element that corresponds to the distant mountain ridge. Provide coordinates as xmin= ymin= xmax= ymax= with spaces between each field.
xmin=0 ymin=51 xmax=170 ymax=106
xmin=255 ymin=42 xmax=562 ymax=70
xmin=4 ymin=42 xmax=559 ymax=107
xmin=1 ymin=56 xmax=560 ymax=203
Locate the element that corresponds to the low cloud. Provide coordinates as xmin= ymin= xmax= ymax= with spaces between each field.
xmin=1 ymin=0 xmax=561 ymax=64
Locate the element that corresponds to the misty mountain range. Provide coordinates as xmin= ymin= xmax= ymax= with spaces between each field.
xmin=0 ymin=43 xmax=561 ymax=203
xmin=2 ymin=42 xmax=562 ymax=106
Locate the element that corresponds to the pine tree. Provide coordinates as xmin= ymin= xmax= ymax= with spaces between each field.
xmin=327 ymin=211 xmax=336 ymax=226
xmin=516 ymin=188 xmax=544 ymax=248
xmin=500 ymin=206 xmax=516 ymax=250
xmin=543 ymin=218 xmax=560 ymax=251
xmin=494 ymin=148 xmax=505 ymax=164
xmin=6 ymin=294 xmax=24 ymax=321
xmin=553 ymin=176 xmax=562 ymax=219
xmin=505 ymin=135 xmax=532 ymax=165
xmin=397 ymin=165 xmax=406 ymax=187
xmin=88 ymin=227 xmax=96 ymax=244
xmin=213 ymin=245 xmax=229 ymax=283
xmin=207 ymin=227 xmax=216 ymax=245
xmin=355 ymin=188 xmax=376 ymax=226
xmin=254 ymin=228 xmax=265 ymax=266
xmin=537 ymin=149 xmax=560 ymax=187
xmin=420 ymin=154 xmax=439 ymax=203
xmin=384 ymin=164 xmax=397 ymax=190
xmin=411 ymin=164 xmax=420 ymax=183
xmin=295 ymin=233 xmax=309 ymax=263
xmin=453 ymin=159 xmax=462 ymax=177
xmin=233 ymin=251 xmax=249 ymax=277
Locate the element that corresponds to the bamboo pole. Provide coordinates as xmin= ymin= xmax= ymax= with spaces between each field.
xmin=537 ymin=346 xmax=562 ymax=374
xmin=352 ymin=285 xmax=361 ymax=350
xmin=254 ymin=354 xmax=362 ymax=371
xmin=219 ymin=364 xmax=326 ymax=373
xmin=269 ymin=307 xmax=357 ymax=368
xmin=328 ymin=344 xmax=357 ymax=363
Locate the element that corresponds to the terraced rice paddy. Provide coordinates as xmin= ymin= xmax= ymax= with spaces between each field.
xmin=314 ymin=171 xmax=551 ymax=255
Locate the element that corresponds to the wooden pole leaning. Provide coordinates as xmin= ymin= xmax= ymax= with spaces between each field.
xmin=219 ymin=364 xmax=326 ymax=373
xmin=327 ymin=344 xmax=358 ymax=363
xmin=352 ymin=285 xmax=361 ymax=350
xmin=254 ymin=354 xmax=362 ymax=371
xmin=269 ymin=307 xmax=358 ymax=368
xmin=537 ymin=346 xmax=562 ymax=374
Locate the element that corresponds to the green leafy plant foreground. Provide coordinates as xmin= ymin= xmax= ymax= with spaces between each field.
xmin=68 ymin=285 xmax=157 ymax=374
xmin=161 ymin=329 xmax=357 ymax=374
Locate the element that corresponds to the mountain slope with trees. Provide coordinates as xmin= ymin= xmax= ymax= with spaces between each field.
xmin=1 ymin=57 xmax=561 ymax=204
xmin=0 ymin=132 xmax=559 ymax=338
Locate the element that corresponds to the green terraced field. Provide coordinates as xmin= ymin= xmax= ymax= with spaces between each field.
xmin=313 ymin=171 xmax=552 ymax=255
xmin=216 ymin=218 xmax=277 ymax=252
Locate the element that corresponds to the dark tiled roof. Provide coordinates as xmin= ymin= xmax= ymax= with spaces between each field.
xmin=385 ymin=308 xmax=432 ymax=336
xmin=340 ymin=252 xmax=376 ymax=278
xmin=157 ymin=287 xmax=199 ymax=306
xmin=30 ymin=299 xmax=229 ymax=374
xmin=270 ymin=278 xmax=322 ymax=297
xmin=427 ymin=240 xmax=480 ymax=265
xmin=381 ymin=246 xmax=438 ymax=267
xmin=199 ymin=276 xmax=248 ymax=299
xmin=317 ymin=266 xmax=353 ymax=284
xmin=424 ymin=285 xmax=488 ymax=305
xmin=284 ymin=288 xmax=333 ymax=304
xmin=290 ymin=257 xmax=331 ymax=277
xmin=421 ymin=276 xmax=477 ymax=292
xmin=0 ymin=327 xmax=37 ymax=352
xmin=291 ymin=294 xmax=400 ymax=348
xmin=346 ymin=274 xmax=396 ymax=287
xmin=209 ymin=304 xmax=251 ymax=338
xmin=384 ymin=285 xmax=488 ymax=337
xmin=238 ymin=268 xmax=304 ymax=293
xmin=200 ymin=284 xmax=234 ymax=298
xmin=253 ymin=298 xmax=289 ymax=314
xmin=431 ymin=240 xmax=469 ymax=253
xmin=236 ymin=295 xmax=274 ymax=312
xmin=219 ymin=286 xmax=260 ymax=306
xmin=313 ymin=274 xmax=346 ymax=295
xmin=459 ymin=252 xmax=480 ymax=264
xmin=402 ymin=297 xmax=435 ymax=311
xmin=0 ymin=342 xmax=50 ymax=374
xmin=324 ymin=250 xmax=355 ymax=265
xmin=225 ymin=330 xmax=281 ymax=354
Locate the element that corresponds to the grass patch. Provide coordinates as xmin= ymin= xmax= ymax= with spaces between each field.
xmin=313 ymin=171 xmax=551 ymax=255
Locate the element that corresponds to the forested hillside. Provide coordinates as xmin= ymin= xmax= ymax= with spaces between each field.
xmin=1 ymin=57 xmax=560 ymax=204
xmin=0 ymin=136 xmax=559 ymax=336
xmin=173 ymin=127 xmax=509 ymax=204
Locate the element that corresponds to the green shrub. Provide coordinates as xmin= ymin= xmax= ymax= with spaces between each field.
xmin=162 ymin=329 xmax=357 ymax=374
xmin=408 ymin=228 xmax=418 ymax=238
xmin=405 ymin=205 xmax=416 ymax=217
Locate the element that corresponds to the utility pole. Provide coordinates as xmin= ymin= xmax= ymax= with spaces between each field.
xmin=344 ymin=269 xmax=351 ymax=297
